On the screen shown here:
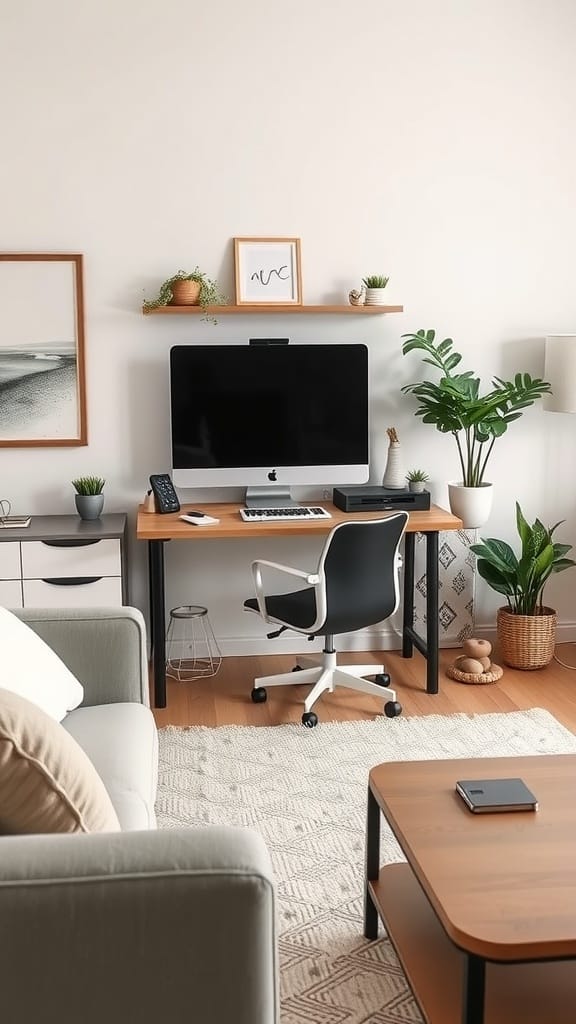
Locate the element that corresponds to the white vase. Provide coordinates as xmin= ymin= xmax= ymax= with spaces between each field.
xmin=365 ymin=288 xmax=389 ymax=305
xmin=382 ymin=443 xmax=406 ymax=489
xmin=448 ymin=482 xmax=493 ymax=529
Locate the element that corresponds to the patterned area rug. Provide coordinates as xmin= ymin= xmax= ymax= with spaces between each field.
xmin=156 ymin=709 xmax=576 ymax=1023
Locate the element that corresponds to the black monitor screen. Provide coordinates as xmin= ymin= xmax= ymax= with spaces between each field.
xmin=169 ymin=344 xmax=369 ymax=477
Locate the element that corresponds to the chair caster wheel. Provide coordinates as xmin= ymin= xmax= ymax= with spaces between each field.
xmin=375 ymin=673 xmax=391 ymax=687
xmin=251 ymin=687 xmax=267 ymax=703
xmin=302 ymin=711 xmax=318 ymax=728
xmin=292 ymin=665 xmax=303 ymax=672
xmin=384 ymin=701 xmax=402 ymax=718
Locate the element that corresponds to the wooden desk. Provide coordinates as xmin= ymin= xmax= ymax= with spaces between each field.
xmin=364 ymin=755 xmax=576 ymax=1023
xmin=136 ymin=501 xmax=463 ymax=708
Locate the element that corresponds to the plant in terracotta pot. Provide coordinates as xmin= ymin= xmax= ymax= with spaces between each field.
xmin=72 ymin=475 xmax=105 ymax=521
xmin=401 ymin=329 xmax=551 ymax=528
xmin=470 ymin=502 xmax=576 ymax=669
xmin=143 ymin=268 xmax=226 ymax=323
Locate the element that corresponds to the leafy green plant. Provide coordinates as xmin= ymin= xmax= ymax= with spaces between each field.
xmin=362 ymin=274 xmax=389 ymax=289
xmin=72 ymin=476 xmax=105 ymax=495
xmin=143 ymin=268 xmax=227 ymax=323
xmin=401 ymin=329 xmax=551 ymax=487
xmin=406 ymin=468 xmax=429 ymax=482
xmin=471 ymin=503 xmax=576 ymax=615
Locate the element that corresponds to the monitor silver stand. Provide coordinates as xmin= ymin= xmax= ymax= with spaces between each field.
xmin=244 ymin=486 xmax=297 ymax=509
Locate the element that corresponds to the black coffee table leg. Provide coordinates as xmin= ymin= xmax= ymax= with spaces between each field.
xmin=462 ymin=953 xmax=485 ymax=1024
xmin=364 ymin=785 xmax=381 ymax=939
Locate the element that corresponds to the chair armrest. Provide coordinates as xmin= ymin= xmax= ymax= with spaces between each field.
xmin=14 ymin=607 xmax=149 ymax=707
xmin=0 ymin=827 xmax=278 ymax=1024
xmin=251 ymin=559 xmax=320 ymax=620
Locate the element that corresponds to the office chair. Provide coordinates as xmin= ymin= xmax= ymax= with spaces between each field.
xmin=244 ymin=512 xmax=408 ymax=727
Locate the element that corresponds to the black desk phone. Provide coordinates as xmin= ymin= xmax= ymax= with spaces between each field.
xmin=149 ymin=474 xmax=181 ymax=514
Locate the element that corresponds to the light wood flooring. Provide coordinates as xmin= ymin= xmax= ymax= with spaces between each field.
xmin=152 ymin=644 xmax=576 ymax=734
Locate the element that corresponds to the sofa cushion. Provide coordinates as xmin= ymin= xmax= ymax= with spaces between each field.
xmin=63 ymin=703 xmax=158 ymax=830
xmin=0 ymin=688 xmax=121 ymax=834
xmin=0 ymin=606 xmax=84 ymax=721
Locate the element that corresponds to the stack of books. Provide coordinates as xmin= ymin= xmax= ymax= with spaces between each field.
xmin=0 ymin=515 xmax=31 ymax=529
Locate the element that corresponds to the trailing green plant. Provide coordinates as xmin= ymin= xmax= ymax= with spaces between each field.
xmin=72 ymin=476 xmax=105 ymax=495
xmin=143 ymin=268 xmax=227 ymax=323
xmin=401 ymin=329 xmax=551 ymax=487
xmin=406 ymin=468 xmax=429 ymax=482
xmin=362 ymin=274 xmax=389 ymax=289
xmin=470 ymin=502 xmax=576 ymax=615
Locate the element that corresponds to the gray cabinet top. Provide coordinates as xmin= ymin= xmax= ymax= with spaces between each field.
xmin=0 ymin=513 xmax=127 ymax=543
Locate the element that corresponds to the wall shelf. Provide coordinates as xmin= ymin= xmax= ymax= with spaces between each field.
xmin=142 ymin=303 xmax=404 ymax=316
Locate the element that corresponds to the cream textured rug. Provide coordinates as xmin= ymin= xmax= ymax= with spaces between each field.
xmin=156 ymin=709 xmax=576 ymax=1023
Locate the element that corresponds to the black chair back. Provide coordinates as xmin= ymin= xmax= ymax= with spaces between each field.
xmin=320 ymin=513 xmax=408 ymax=635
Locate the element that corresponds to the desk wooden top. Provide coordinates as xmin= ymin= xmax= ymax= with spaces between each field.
xmin=136 ymin=501 xmax=462 ymax=540
xmin=369 ymin=754 xmax=576 ymax=961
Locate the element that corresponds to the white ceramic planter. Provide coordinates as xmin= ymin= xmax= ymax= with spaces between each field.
xmin=447 ymin=482 xmax=493 ymax=530
xmin=364 ymin=288 xmax=389 ymax=305
xmin=408 ymin=480 xmax=426 ymax=493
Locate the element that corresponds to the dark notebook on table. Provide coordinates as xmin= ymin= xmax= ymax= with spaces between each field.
xmin=455 ymin=777 xmax=538 ymax=814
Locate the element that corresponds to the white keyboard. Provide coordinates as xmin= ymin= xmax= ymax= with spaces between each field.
xmin=240 ymin=506 xmax=332 ymax=522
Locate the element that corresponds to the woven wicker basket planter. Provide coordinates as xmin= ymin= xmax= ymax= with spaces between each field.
xmin=497 ymin=606 xmax=557 ymax=670
xmin=169 ymin=280 xmax=201 ymax=305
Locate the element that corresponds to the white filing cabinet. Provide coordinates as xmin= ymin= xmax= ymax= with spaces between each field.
xmin=0 ymin=514 xmax=127 ymax=609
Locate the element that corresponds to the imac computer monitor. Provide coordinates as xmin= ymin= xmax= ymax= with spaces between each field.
xmin=169 ymin=343 xmax=369 ymax=506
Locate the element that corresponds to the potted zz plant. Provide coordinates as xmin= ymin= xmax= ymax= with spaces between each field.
xmin=471 ymin=502 xmax=576 ymax=669
xmin=72 ymin=476 xmax=105 ymax=521
xmin=401 ymin=329 xmax=551 ymax=528
xmin=143 ymin=268 xmax=226 ymax=323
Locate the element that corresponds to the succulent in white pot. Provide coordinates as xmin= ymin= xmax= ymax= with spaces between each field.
xmin=406 ymin=468 xmax=429 ymax=493
xmin=362 ymin=274 xmax=390 ymax=305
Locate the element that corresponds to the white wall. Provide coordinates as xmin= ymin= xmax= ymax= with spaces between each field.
xmin=2 ymin=0 xmax=576 ymax=650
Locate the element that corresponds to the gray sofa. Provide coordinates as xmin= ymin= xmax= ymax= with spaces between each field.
xmin=0 ymin=607 xmax=278 ymax=1024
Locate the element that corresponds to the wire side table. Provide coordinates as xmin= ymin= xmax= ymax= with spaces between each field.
xmin=165 ymin=605 xmax=222 ymax=680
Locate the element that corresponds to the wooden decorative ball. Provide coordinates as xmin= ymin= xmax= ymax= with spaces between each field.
xmin=462 ymin=638 xmax=492 ymax=660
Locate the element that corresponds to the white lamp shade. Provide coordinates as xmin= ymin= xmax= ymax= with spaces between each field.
xmin=544 ymin=335 xmax=576 ymax=413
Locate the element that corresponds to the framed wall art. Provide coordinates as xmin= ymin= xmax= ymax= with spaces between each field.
xmin=0 ymin=253 xmax=87 ymax=447
xmin=234 ymin=237 xmax=302 ymax=305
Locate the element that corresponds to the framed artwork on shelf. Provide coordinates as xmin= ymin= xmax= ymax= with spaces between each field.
xmin=0 ymin=253 xmax=87 ymax=447
xmin=234 ymin=237 xmax=302 ymax=305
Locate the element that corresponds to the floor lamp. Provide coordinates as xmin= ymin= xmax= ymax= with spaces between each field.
xmin=543 ymin=335 xmax=576 ymax=667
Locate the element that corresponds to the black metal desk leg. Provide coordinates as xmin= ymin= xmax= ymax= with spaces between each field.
xmin=148 ymin=539 xmax=167 ymax=709
xmin=402 ymin=533 xmax=415 ymax=658
xmin=363 ymin=786 xmax=381 ymax=939
xmin=462 ymin=954 xmax=485 ymax=1024
xmin=425 ymin=530 xmax=439 ymax=694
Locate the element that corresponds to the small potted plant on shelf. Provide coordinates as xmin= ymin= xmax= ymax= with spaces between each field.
xmin=470 ymin=502 xmax=576 ymax=669
xmin=142 ymin=268 xmax=227 ymax=323
xmin=72 ymin=476 xmax=105 ymax=521
xmin=406 ymin=468 xmax=429 ymax=493
xmin=362 ymin=274 xmax=390 ymax=305
xmin=401 ymin=329 xmax=551 ymax=528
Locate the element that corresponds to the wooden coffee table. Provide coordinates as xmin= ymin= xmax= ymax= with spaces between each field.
xmin=364 ymin=754 xmax=576 ymax=1024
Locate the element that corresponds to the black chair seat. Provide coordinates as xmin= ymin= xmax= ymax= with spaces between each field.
xmin=244 ymin=589 xmax=318 ymax=632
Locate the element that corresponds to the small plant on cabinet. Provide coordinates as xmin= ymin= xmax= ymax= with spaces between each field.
xmin=406 ymin=469 xmax=429 ymax=483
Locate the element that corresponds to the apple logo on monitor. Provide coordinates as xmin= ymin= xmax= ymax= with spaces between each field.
xmin=268 ymin=469 xmax=277 ymax=481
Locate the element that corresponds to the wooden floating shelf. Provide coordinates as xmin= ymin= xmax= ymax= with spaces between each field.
xmin=143 ymin=303 xmax=404 ymax=316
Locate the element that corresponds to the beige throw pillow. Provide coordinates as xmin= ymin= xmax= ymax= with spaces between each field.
xmin=0 ymin=688 xmax=121 ymax=834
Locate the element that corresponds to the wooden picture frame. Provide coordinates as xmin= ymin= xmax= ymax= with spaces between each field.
xmin=234 ymin=237 xmax=302 ymax=305
xmin=0 ymin=253 xmax=87 ymax=447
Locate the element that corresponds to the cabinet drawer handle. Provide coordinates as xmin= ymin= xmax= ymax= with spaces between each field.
xmin=41 ymin=539 xmax=100 ymax=548
xmin=42 ymin=576 xmax=102 ymax=586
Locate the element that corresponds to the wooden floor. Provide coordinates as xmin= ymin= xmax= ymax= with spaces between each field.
xmin=152 ymin=644 xmax=576 ymax=734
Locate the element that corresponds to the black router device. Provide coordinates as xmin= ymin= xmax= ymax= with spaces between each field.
xmin=333 ymin=485 xmax=431 ymax=513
